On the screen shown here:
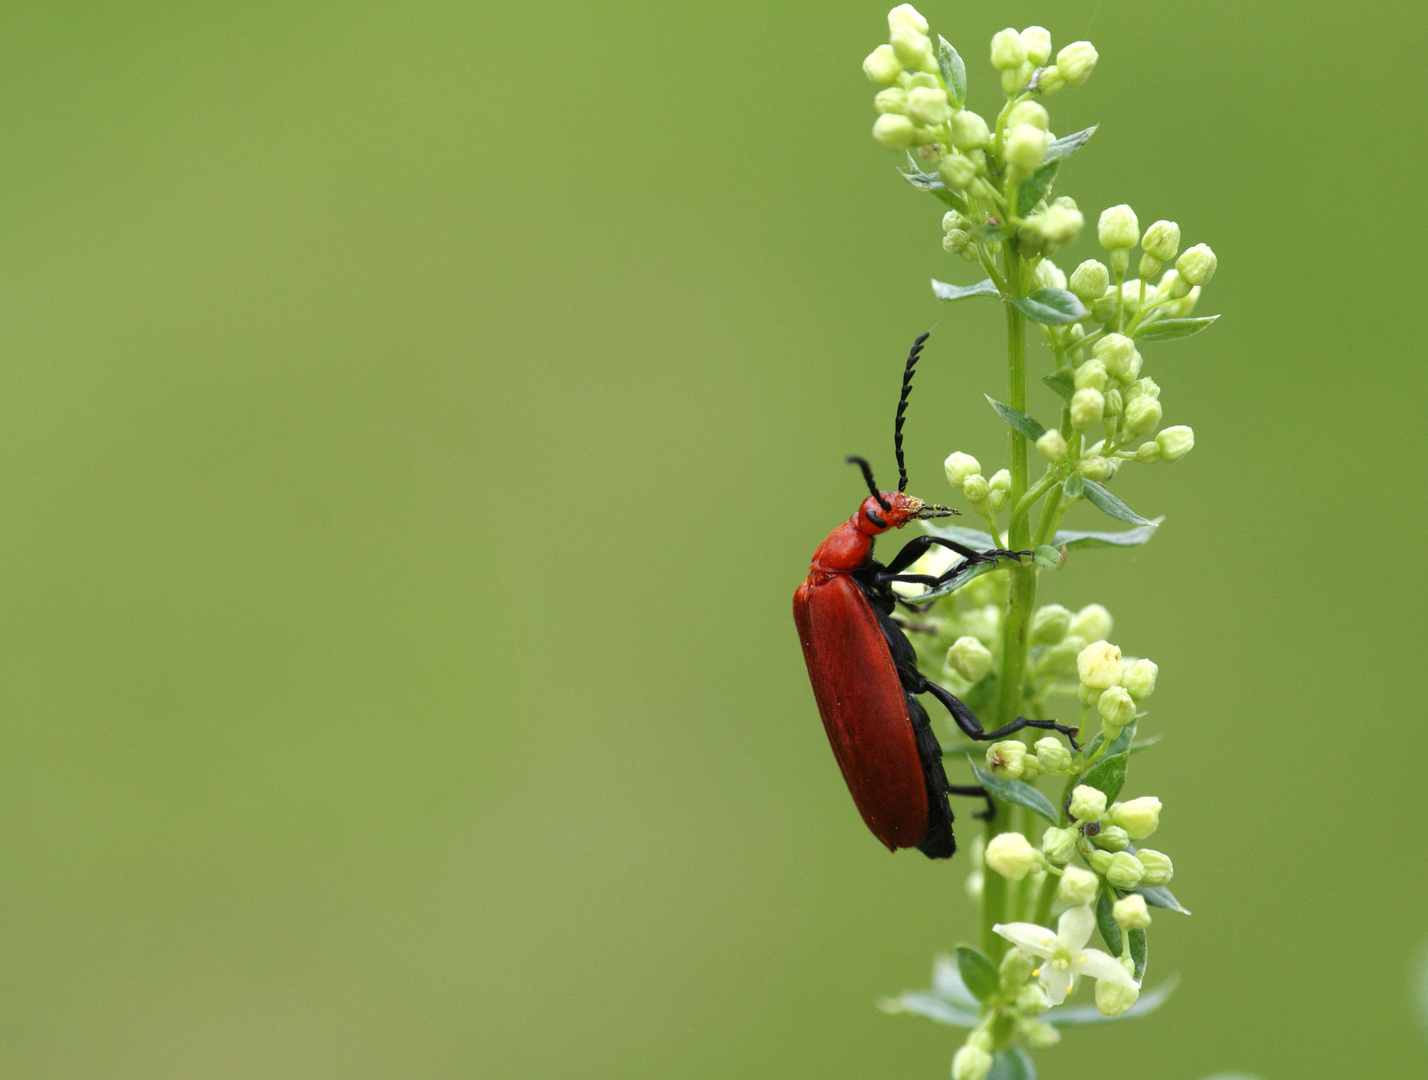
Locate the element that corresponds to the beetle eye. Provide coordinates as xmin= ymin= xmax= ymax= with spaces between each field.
xmin=864 ymin=508 xmax=887 ymax=529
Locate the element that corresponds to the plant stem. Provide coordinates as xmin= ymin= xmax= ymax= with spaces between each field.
xmin=981 ymin=802 xmax=1011 ymax=958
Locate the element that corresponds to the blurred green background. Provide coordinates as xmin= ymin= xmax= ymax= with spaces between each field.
xmin=1 ymin=2 xmax=1425 ymax=1077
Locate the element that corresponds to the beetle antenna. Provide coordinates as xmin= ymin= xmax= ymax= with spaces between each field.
xmin=894 ymin=331 xmax=931 ymax=493
xmin=846 ymin=456 xmax=892 ymax=513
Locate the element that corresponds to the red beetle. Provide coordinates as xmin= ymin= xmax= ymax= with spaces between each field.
xmin=793 ymin=333 xmax=1077 ymax=858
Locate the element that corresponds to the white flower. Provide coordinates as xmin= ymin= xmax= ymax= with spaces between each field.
xmin=992 ymin=906 xmax=1137 ymax=1005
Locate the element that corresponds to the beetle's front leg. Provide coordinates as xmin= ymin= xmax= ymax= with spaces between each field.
xmin=880 ymin=534 xmax=1028 ymax=580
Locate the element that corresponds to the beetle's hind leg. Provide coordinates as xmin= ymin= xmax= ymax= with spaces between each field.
xmin=916 ymin=674 xmax=1081 ymax=749
xmin=947 ymin=784 xmax=996 ymax=821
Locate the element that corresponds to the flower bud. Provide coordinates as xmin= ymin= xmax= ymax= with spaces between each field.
xmin=1058 ymin=864 xmax=1097 ymax=905
xmin=1105 ymin=851 xmax=1146 ymax=890
xmin=872 ymin=113 xmax=916 ymax=149
xmin=991 ymin=27 xmax=1027 ymax=70
xmin=876 ymin=89 xmax=910 ymax=118
xmin=941 ymin=210 xmax=970 ymax=233
xmin=1112 ymin=796 xmax=1162 ymax=840
xmin=944 ymin=451 xmax=981 ymax=487
xmin=943 ymin=229 xmax=971 ymax=255
xmin=1036 ymin=65 xmax=1066 ymax=94
xmin=1007 ymin=100 xmax=1050 ymax=131
xmin=1085 ymin=848 xmax=1113 ymax=876
xmin=1070 ymin=388 xmax=1104 ymax=430
xmin=1035 ymin=428 xmax=1067 ymax=463
xmin=1122 ymin=395 xmax=1162 ymax=438
xmin=1035 ymin=736 xmax=1074 ymax=774
xmin=1031 ymin=258 xmax=1066 ymax=291
xmin=891 ymin=26 xmax=937 ymax=73
xmin=985 ymin=831 xmax=1039 ymax=880
xmin=1156 ymin=425 xmax=1195 ymax=462
xmin=1135 ymin=849 xmax=1173 ymax=886
xmin=1112 ymin=893 xmax=1152 ymax=931
xmin=1016 ymin=983 xmax=1050 ymax=1013
xmin=1036 ymin=634 xmax=1086 ymax=679
xmin=1077 ymin=640 xmax=1121 ymax=690
xmin=887 ymin=3 xmax=929 ymax=34
xmin=1029 ymin=604 xmax=1071 ymax=645
xmin=1092 ymin=823 xmax=1131 ymax=852
xmin=864 ymin=44 xmax=904 ymax=85
xmin=967 ymin=1029 xmax=993 ymax=1053
xmin=1090 ymin=288 xmax=1120 ymax=324
xmin=905 ymin=85 xmax=953 ymax=127
xmin=1070 ymin=361 xmax=1106 ymax=395
xmin=1134 ymin=440 xmax=1162 ymax=464
xmin=1000 ymin=946 xmax=1036 ymax=989
xmin=1034 ymin=203 xmax=1083 ymax=248
xmin=988 ymin=468 xmax=1011 ymax=495
xmin=942 ymin=636 xmax=992 ymax=684
xmin=1078 ymin=456 xmax=1111 ymax=482
xmin=1121 ymin=658 xmax=1158 ymax=701
xmin=938 ymin=152 xmax=977 ymax=191
xmin=1041 ymin=825 xmax=1078 ymax=864
xmin=961 ymin=473 xmax=990 ymax=506
xmin=1006 ymin=124 xmax=1049 ymax=180
xmin=1066 ymin=261 xmax=1109 ymax=305
xmin=953 ymin=1045 xmax=993 ymax=1080
xmin=1096 ymin=979 xmax=1139 ymax=1017
xmin=1020 ymin=755 xmax=1041 ymax=781
xmin=1079 ymin=683 xmax=1100 ymax=707
xmin=899 ymin=70 xmax=939 ymax=90
xmin=1103 ymin=389 xmax=1124 ymax=420
xmin=941 ymin=112 xmax=989 ymax=154
xmin=1056 ymin=41 xmax=1098 ymax=85
xmin=1176 ymin=243 xmax=1217 ymax=286
xmin=1141 ymin=219 xmax=1180 ymax=263
xmin=1098 ymin=204 xmax=1139 ymax=251
xmin=1003 ymin=61 xmax=1034 ymax=95
xmin=1012 ymin=25 xmax=1051 ymax=66
xmin=1068 ymin=604 xmax=1112 ymax=642
xmin=1098 ymin=685 xmax=1136 ymax=729
xmin=1069 ymin=784 xmax=1108 ymax=822
xmin=1089 ymin=333 xmax=1136 ymax=383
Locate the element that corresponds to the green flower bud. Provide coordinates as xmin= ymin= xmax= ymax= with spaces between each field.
xmin=1098 ymin=685 xmax=1136 ymax=729
xmin=1103 ymin=388 xmax=1124 ymax=418
xmin=1033 ymin=203 xmax=1083 ymax=248
xmin=891 ymin=26 xmax=937 ymax=73
xmin=1070 ymin=388 xmax=1104 ymax=430
xmin=873 ymin=87 xmax=908 ymax=114
xmin=909 ymin=124 xmax=941 ymax=147
xmin=1035 ymin=428 xmax=1067 ymax=463
xmin=1068 ymin=604 xmax=1112 ymax=642
xmin=1007 ymin=100 xmax=1050 ymax=131
xmin=1072 ymin=360 xmax=1107 ymax=393
xmin=887 ymin=3 xmax=929 ymax=34
xmin=1167 ymin=285 xmax=1201 ymax=318
xmin=1036 ymin=64 xmax=1066 ymax=94
xmin=1030 ymin=604 xmax=1071 ymax=645
xmin=905 ymin=85 xmax=953 ymax=127
xmin=943 ymin=228 xmax=972 ymax=255
xmin=1041 ymin=825 xmax=1078 ymax=864
xmin=953 ymin=1045 xmax=993 ymax=1080
xmin=1176 ymin=243 xmax=1217 ymax=286
xmin=1015 ymin=983 xmax=1050 ymax=1013
xmin=1077 ymin=640 xmax=1121 ymax=690
xmin=1031 ymin=258 xmax=1066 ymax=291
xmin=1112 ymin=893 xmax=1152 ymax=930
xmin=1020 ymin=755 xmax=1041 ymax=781
xmin=1035 ymin=736 xmax=1074 ymax=774
xmin=1156 ymin=425 xmax=1194 ymax=462
xmin=1005 ymin=124 xmax=1049 ymax=180
xmin=947 ymin=111 xmax=990 ymax=152
xmin=1036 ymin=634 xmax=1086 ymax=678
xmin=872 ymin=113 xmax=916 ymax=149
xmin=991 ymin=27 xmax=1027 ymax=70
xmin=1016 ymin=26 xmax=1051 ymax=65
xmin=938 ymin=152 xmax=977 ymax=191
xmin=1135 ymin=849 xmax=1173 ymax=886
xmin=1122 ymin=658 xmax=1158 ymax=701
xmin=1000 ymin=946 xmax=1036 ymax=989
xmin=967 ymin=1029 xmax=993 ymax=1054
xmin=1020 ymin=1018 xmax=1061 ymax=1048
xmin=988 ymin=468 xmax=1011 ymax=495
xmin=1090 ymin=823 xmax=1129 ymax=851
xmin=1134 ymin=440 xmax=1162 ymax=464
xmin=1003 ymin=60 xmax=1034 ymax=95
xmin=985 ymin=831 xmax=1039 ymax=880
xmin=1056 ymin=41 xmax=1099 ymax=85
xmin=864 ymin=44 xmax=903 ymax=85
xmin=1078 ymin=456 xmax=1111 ymax=482
xmin=1112 ymin=796 xmax=1162 ymax=840
xmin=1058 ymin=864 xmax=1098 ymax=905
xmin=1068 ymin=260 xmax=1110 ymax=304
xmin=944 ymin=452 xmax=981 ymax=488
xmin=1098 ymin=204 xmax=1139 ymax=251
xmin=1069 ymin=784 xmax=1108 ymax=822
xmin=899 ymin=70 xmax=939 ymax=90
xmin=1086 ymin=848 xmax=1113 ymax=876
xmin=1079 ymin=683 xmax=1101 ymax=707
xmin=1137 ymin=254 xmax=1162 ymax=281
xmin=1105 ymin=851 xmax=1146 ymax=890
xmin=1090 ymin=288 xmax=1120 ymax=324
xmin=1122 ymin=395 xmax=1162 ymax=438
xmin=942 ymin=210 xmax=970 ymax=232
xmin=1096 ymin=979 xmax=1139 ymax=1018
xmin=949 ymin=636 xmax=995 ymax=683
xmin=1090 ymin=334 xmax=1133 ymax=380
xmin=1141 ymin=219 xmax=1180 ymax=262
xmin=961 ymin=472 xmax=990 ymax=506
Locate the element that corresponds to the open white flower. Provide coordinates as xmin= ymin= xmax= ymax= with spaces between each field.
xmin=992 ymin=906 xmax=1136 ymax=1005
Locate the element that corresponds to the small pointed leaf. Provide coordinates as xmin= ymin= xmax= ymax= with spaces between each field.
xmin=974 ymin=223 xmax=1007 ymax=245
xmin=1043 ymin=368 xmax=1075 ymax=401
xmin=1135 ymin=885 xmax=1190 ymax=914
xmin=1103 ymin=722 xmax=1137 ymax=759
xmin=1081 ymin=751 xmax=1129 ymax=804
xmin=938 ymin=37 xmax=967 ymax=109
xmin=1013 ymin=288 xmax=1087 ymax=326
xmin=987 ymin=1047 xmax=1036 ymax=1080
xmin=1017 ymin=160 xmax=1059 ymax=216
xmin=985 ymin=395 xmax=1046 ymax=439
xmin=933 ymin=278 xmax=1000 ymax=302
xmin=970 ymin=761 xmax=1059 ymax=822
xmin=1082 ymin=480 xmax=1155 ymax=525
xmin=1129 ymin=928 xmax=1148 ymax=981
xmin=878 ymin=992 xmax=980 ymax=1027
xmin=901 ymin=166 xmax=970 ymax=213
xmin=1043 ymin=125 xmax=1098 ymax=164
xmin=1033 ymin=545 xmax=1060 ymax=569
xmin=1133 ymin=315 xmax=1219 ymax=342
xmin=1096 ymin=888 xmax=1122 ymax=954
xmin=1053 ymin=519 xmax=1164 ymax=549
xmin=932 ymin=953 xmax=983 ymax=1011
xmin=1062 ymin=474 xmax=1084 ymax=500
xmin=955 ymin=944 xmax=1001 ymax=1003
xmin=901 ymin=557 xmax=1000 ymax=603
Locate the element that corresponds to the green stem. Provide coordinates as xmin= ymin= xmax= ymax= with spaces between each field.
xmin=982 ymin=803 xmax=1011 ymax=959
xmin=1033 ymin=869 xmax=1059 ymax=926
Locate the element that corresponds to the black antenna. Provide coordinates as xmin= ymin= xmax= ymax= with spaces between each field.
xmin=846 ymin=456 xmax=891 ymax=513
xmin=894 ymin=331 xmax=931 ymax=493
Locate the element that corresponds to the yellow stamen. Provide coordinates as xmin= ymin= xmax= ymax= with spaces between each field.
xmin=1032 ymin=968 xmax=1041 ymax=978
xmin=1041 ymin=937 xmax=1052 ymax=947
xmin=1078 ymin=955 xmax=1086 ymax=964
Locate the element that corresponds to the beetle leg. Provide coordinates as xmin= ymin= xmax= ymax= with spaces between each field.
xmin=947 ymin=784 xmax=996 ymax=821
xmin=882 ymin=534 xmax=986 ymax=575
xmin=917 ymin=676 xmax=1082 ymax=749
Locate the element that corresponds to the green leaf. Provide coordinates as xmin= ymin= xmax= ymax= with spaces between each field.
xmin=938 ymin=37 xmax=967 ymax=109
xmin=1017 ymin=160 xmax=1058 ymax=217
xmin=955 ymin=944 xmax=1001 ymax=1003
xmin=987 ymin=1047 xmax=1036 ymax=1080
xmin=932 ymin=953 xmax=983 ymax=1011
xmin=1053 ymin=519 xmax=1164 ymax=550
xmin=1033 ymin=545 xmax=1060 ymax=569
xmin=985 ymin=394 xmax=1046 ymax=439
xmin=1096 ymin=888 xmax=1122 ymax=954
xmin=901 ymin=557 xmax=1000 ymax=602
xmin=1103 ymin=721 xmax=1138 ymax=758
xmin=1043 ymin=124 xmax=1097 ymax=164
xmin=1133 ymin=315 xmax=1219 ymax=342
xmin=932 ymin=278 xmax=1000 ymax=302
xmin=1062 ymin=474 xmax=1084 ymax=500
xmin=1013 ymin=288 xmax=1086 ymax=326
xmin=1081 ymin=751 xmax=1129 ymax=803
xmin=974 ymin=223 xmax=1006 ymax=245
xmin=1135 ymin=885 xmax=1190 ymax=914
xmin=1044 ymin=977 xmax=1177 ymax=1025
xmin=1129 ymin=733 xmax=1164 ymax=754
xmin=900 ymin=166 xmax=970 ymax=213
xmin=878 ymin=991 xmax=979 ymax=1027
xmin=970 ymin=761 xmax=1059 ymax=822
xmin=922 ymin=523 xmax=995 ymax=548
xmin=1042 ymin=368 xmax=1075 ymax=401
xmin=1082 ymin=480 xmax=1155 ymax=525
xmin=1129 ymin=928 xmax=1148 ymax=981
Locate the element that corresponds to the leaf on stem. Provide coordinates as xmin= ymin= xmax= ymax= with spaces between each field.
xmin=1081 ymin=480 xmax=1156 ymax=525
xmin=932 ymin=278 xmax=1000 ymax=302
xmin=1133 ymin=315 xmax=1219 ymax=342
xmin=985 ymin=394 xmax=1047 ymax=439
xmin=1095 ymin=888 xmax=1122 ymax=954
xmin=1135 ymin=885 xmax=1191 ymax=914
xmin=1053 ymin=519 xmax=1164 ymax=549
xmin=955 ymin=944 xmax=1001 ymax=1002
xmin=1017 ymin=161 xmax=1058 ymax=217
xmin=1013 ymin=288 xmax=1086 ymax=326
xmin=938 ymin=37 xmax=967 ymax=109
xmin=970 ymin=761 xmax=1059 ymax=822
xmin=901 ymin=165 xmax=970 ymax=213
xmin=878 ymin=991 xmax=979 ymax=1027
xmin=932 ymin=952 xmax=984 ymax=1011
xmin=1062 ymin=474 xmax=1085 ymax=500
xmin=987 ymin=1047 xmax=1036 ymax=1080
xmin=1081 ymin=751 xmax=1129 ymax=803
xmin=901 ymin=557 xmax=1001 ymax=602
xmin=1033 ymin=545 xmax=1061 ymax=569
xmin=1129 ymin=927 xmax=1148 ymax=981
xmin=1043 ymin=125 xmax=1098 ymax=164
xmin=1042 ymin=368 xmax=1075 ymax=401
